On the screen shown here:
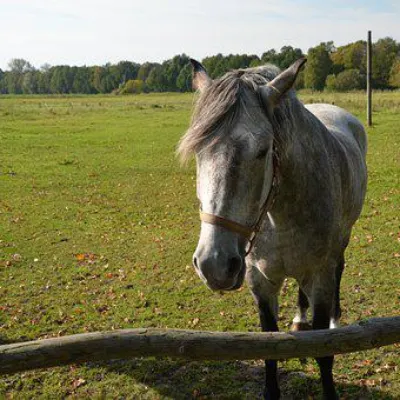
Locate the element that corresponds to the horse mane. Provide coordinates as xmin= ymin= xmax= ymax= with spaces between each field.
xmin=178 ymin=64 xmax=298 ymax=163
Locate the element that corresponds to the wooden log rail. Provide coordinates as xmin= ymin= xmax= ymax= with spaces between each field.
xmin=1 ymin=316 xmax=399 ymax=375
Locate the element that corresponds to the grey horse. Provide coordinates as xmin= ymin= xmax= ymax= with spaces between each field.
xmin=178 ymin=58 xmax=367 ymax=399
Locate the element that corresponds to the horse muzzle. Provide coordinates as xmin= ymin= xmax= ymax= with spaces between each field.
xmin=192 ymin=250 xmax=246 ymax=291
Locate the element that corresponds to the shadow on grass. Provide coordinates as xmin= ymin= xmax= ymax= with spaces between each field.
xmin=0 ymin=336 xmax=13 ymax=345
xmin=102 ymin=358 xmax=395 ymax=399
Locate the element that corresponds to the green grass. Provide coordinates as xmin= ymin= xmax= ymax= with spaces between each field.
xmin=0 ymin=91 xmax=399 ymax=399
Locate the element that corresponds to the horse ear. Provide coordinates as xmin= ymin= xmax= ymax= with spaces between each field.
xmin=260 ymin=57 xmax=307 ymax=108
xmin=190 ymin=59 xmax=212 ymax=91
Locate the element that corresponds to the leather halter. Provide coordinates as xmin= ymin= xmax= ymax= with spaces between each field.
xmin=199 ymin=149 xmax=278 ymax=256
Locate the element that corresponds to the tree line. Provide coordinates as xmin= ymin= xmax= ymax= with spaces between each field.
xmin=1 ymin=37 xmax=399 ymax=95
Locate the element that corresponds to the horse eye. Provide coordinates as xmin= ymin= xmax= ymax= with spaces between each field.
xmin=256 ymin=149 xmax=268 ymax=160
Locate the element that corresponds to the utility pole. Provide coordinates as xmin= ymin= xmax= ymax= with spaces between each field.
xmin=367 ymin=30 xmax=372 ymax=127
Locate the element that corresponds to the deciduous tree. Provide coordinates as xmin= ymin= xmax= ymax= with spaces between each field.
xmin=389 ymin=58 xmax=400 ymax=88
xmin=304 ymin=43 xmax=333 ymax=91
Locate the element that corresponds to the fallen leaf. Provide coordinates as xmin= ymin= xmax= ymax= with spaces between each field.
xmin=359 ymin=378 xmax=377 ymax=387
xmin=75 ymin=253 xmax=86 ymax=261
xmin=72 ymin=378 xmax=86 ymax=389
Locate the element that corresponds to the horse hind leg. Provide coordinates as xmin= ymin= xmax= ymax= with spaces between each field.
xmin=330 ymin=255 xmax=345 ymax=329
xmin=291 ymin=287 xmax=312 ymax=331
xmin=292 ymin=253 xmax=344 ymax=332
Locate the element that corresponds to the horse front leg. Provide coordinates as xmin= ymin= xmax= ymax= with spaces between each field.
xmin=311 ymin=278 xmax=339 ymax=400
xmin=254 ymin=293 xmax=281 ymax=400
xmin=247 ymin=262 xmax=283 ymax=400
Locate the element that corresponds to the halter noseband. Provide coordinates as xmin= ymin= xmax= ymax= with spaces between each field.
xmin=199 ymin=150 xmax=278 ymax=256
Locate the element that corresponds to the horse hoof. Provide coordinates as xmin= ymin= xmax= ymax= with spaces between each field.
xmin=291 ymin=321 xmax=312 ymax=331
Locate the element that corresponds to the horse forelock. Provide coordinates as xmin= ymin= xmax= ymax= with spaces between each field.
xmin=178 ymin=64 xmax=286 ymax=163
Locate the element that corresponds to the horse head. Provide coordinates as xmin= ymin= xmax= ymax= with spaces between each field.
xmin=179 ymin=58 xmax=305 ymax=291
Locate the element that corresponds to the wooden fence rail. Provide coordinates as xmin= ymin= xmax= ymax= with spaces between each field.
xmin=1 ymin=316 xmax=400 ymax=375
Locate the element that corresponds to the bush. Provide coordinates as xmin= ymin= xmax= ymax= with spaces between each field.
xmin=294 ymin=70 xmax=305 ymax=90
xmin=325 ymin=74 xmax=337 ymax=91
xmin=334 ymin=69 xmax=364 ymax=91
xmin=389 ymin=58 xmax=400 ymax=88
xmin=119 ymin=79 xmax=144 ymax=94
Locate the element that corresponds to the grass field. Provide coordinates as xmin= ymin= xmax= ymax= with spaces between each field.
xmin=0 ymin=91 xmax=399 ymax=399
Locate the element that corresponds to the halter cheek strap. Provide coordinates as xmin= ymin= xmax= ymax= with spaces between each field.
xmin=199 ymin=150 xmax=278 ymax=256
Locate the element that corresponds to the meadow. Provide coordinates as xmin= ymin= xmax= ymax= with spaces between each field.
xmin=0 ymin=91 xmax=399 ymax=399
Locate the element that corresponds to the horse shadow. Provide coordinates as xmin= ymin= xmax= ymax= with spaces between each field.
xmin=0 ymin=336 xmax=13 ymax=345
xmin=102 ymin=358 xmax=395 ymax=399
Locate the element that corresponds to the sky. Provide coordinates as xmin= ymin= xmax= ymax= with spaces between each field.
xmin=1 ymin=0 xmax=399 ymax=70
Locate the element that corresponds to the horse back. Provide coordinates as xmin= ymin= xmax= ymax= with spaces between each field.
xmin=305 ymin=103 xmax=367 ymax=157
xmin=305 ymin=103 xmax=367 ymax=227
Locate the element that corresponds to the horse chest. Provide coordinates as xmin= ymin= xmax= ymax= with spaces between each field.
xmin=256 ymin=226 xmax=332 ymax=280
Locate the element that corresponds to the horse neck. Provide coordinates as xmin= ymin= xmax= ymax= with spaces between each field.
xmin=271 ymin=100 xmax=330 ymax=220
xmin=274 ymin=99 xmax=318 ymax=170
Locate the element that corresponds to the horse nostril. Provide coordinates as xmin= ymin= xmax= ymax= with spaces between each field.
xmin=227 ymin=256 xmax=242 ymax=276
